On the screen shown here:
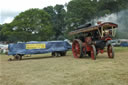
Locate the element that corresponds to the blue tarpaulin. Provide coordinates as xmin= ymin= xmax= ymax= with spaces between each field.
xmin=120 ymin=42 xmax=128 ymax=47
xmin=8 ymin=41 xmax=72 ymax=55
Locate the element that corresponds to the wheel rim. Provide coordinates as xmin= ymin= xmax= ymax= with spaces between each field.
xmin=107 ymin=44 xmax=114 ymax=58
xmin=72 ymin=39 xmax=82 ymax=58
xmin=90 ymin=45 xmax=96 ymax=60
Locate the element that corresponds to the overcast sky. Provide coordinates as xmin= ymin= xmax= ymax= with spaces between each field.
xmin=0 ymin=0 xmax=71 ymax=24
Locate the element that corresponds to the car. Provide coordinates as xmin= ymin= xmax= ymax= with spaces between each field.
xmin=110 ymin=40 xmax=121 ymax=47
xmin=120 ymin=42 xmax=128 ymax=47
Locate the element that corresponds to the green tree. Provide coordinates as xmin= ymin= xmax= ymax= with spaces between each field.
xmin=1 ymin=0 xmax=128 ymax=42
xmin=0 ymin=24 xmax=2 ymax=40
xmin=0 ymin=23 xmax=12 ymax=42
xmin=0 ymin=24 xmax=4 ymax=41
xmin=67 ymin=0 xmax=97 ymax=25
xmin=44 ymin=5 xmax=66 ymax=40
xmin=65 ymin=0 xmax=128 ymax=39
xmin=65 ymin=0 xmax=98 ymax=40
xmin=1 ymin=8 xmax=53 ymax=42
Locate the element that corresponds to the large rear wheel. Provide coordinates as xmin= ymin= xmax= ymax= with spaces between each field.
xmin=107 ymin=44 xmax=114 ymax=58
xmin=72 ymin=39 xmax=83 ymax=58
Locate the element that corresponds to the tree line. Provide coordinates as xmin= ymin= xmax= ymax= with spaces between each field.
xmin=0 ymin=0 xmax=128 ymax=43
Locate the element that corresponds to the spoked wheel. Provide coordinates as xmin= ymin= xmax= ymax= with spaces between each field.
xmin=72 ymin=39 xmax=83 ymax=58
xmin=107 ymin=44 xmax=114 ymax=58
xmin=90 ymin=45 xmax=96 ymax=60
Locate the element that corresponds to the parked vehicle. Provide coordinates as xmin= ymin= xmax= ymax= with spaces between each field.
xmin=0 ymin=44 xmax=8 ymax=54
xmin=110 ymin=40 xmax=121 ymax=47
xmin=120 ymin=42 xmax=128 ymax=47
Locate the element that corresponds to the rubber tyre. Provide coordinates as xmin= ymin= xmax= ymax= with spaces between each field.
xmin=52 ymin=52 xmax=55 ymax=56
xmin=60 ymin=51 xmax=66 ymax=56
xmin=14 ymin=54 xmax=22 ymax=60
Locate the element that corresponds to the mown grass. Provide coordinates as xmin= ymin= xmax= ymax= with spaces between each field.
xmin=0 ymin=47 xmax=128 ymax=85
xmin=114 ymin=47 xmax=128 ymax=52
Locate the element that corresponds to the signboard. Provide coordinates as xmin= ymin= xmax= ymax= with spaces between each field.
xmin=26 ymin=44 xmax=46 ymax=49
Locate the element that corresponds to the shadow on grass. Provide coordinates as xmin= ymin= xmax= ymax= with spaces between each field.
xmin=8 ymin=54 xmax=72 ymax=61
xmin=21 ymin=55 xmax=66 ymax=61
xmin=79 ymin=55 xmax=111 ymax=60
xmin=8 ymin=54 xmax=112 ymax=61
xmin=22 ymin=56 xmax=52 ymax=60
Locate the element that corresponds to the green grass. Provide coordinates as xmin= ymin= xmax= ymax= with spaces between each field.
xmin=114 ymin=47 xmax=128 ymax=52
xmin=0 ymin=47 xmax=128 ymax=85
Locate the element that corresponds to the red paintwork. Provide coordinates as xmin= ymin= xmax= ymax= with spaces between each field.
xmin=86 ymin=45 xmax=92 ymax=51
xmin=82 ymin=42 xmax=91 ymax=51
xmin=72 ymin=40 xmax=81 ymax=58
xmin=100 ymin=50 xmax=104 ymax=54
xmin=101 ymin=37 xmax=112 ymax=42
xmin=107 ymin=45 xmax=113 ymax=58
xmin=99 ymin=22 xmax=118 ymax=28
xmin=71 ymin=22 xmax=117 ymax=60
xmin=105 ymin=37 xmax=112 ymax=41
xmin=90 ymin=46 xmax=95 ymax=60
xmin=84 ymin=37 xmax=92 ymax=51
xmin=97 ymin=21 xmax=102 ymax=25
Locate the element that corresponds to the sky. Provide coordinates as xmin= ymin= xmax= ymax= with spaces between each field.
xmin=0 ymin=0 xmax=71 ymax=24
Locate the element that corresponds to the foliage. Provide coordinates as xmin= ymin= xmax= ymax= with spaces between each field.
xmin=0 ymin=0 xmax=128 ymax=42
xmin=0 ymin=24 xmax=3 ymax=41
xmin=1 ymin=9 xmax=53 ymax=42
xmin=65 ymin=0 xmax=128 ymax=39
xmin=44 ymin=5 xmax=66 ymax=40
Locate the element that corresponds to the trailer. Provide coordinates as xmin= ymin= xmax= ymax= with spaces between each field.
xmin=69 ymin=22 xmax=118 ymax=60
xmin=8 ymin=41 xmax=71 ymax=60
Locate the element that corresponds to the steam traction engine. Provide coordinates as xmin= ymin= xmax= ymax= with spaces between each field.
xmin=69 ymin=22 xmax=118 ymax=60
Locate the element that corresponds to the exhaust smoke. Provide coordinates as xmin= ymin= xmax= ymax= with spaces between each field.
xmin=95 ymin=9 xmax=128 ymax=39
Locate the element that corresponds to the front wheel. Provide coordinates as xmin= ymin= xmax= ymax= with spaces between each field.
xmin=90 ymin=45 xmax=96 ymax=60
xmin=107 ymin=44 xmax=114 ymax=58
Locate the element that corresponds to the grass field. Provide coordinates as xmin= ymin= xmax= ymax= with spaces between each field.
xmin=0 ymin=47 xmax=128 ymax=85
